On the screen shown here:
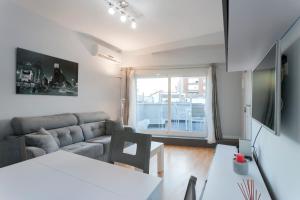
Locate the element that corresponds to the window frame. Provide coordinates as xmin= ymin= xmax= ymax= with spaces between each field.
xmin=134 ymin=67 xmax=210 ymax=138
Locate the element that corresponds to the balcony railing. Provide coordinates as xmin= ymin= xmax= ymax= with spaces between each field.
xmin=136 ymin=103 xmax=206 ymax=132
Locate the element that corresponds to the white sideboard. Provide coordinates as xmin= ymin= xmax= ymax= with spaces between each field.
xmin=202 ymin=144 xmax=271 ymax=200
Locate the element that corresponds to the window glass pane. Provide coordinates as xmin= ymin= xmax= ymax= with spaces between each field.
xmin=188 ymin=78 xmax=199 ymax=84
xmin=135 ymin=75 xmax=208 ymax=138
xmin=136 ymin=78 xmax=168 ymax=131
xmin=188 ymin=85 xmax=199 ymax=91
xmin=170 ymin=77 xmax=207 ymax=135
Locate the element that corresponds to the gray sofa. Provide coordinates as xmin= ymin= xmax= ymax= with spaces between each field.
xmin=10 ymin=111 xmax=134 ymax=162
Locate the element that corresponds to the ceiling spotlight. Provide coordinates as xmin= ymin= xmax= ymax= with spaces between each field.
xmin=120 ymin=0 xmax=129 ymax=8
xmin=105 ymin=0 xmax=137 ymax=29
xmin=131 ymin=20 xmax=137 ymax=29
xmin=120 ymin=13 xmax=127 ymax=23
xmin=108 ymin=6 xmax=115 ymax=15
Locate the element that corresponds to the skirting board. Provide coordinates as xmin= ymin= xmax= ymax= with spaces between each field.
xmin=151 ymin=135 xmax=238 ymax=147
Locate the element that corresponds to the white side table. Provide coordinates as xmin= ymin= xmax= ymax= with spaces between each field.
xmin=124 ymin=141 xmax=164 ymax=173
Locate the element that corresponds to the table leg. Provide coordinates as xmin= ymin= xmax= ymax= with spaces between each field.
xmin=157 ymin=146 xmax=164 ymax=173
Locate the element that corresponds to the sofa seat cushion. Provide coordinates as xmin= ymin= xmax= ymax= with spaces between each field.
xmin=87 ymin=136 xmax=111 ymax=155
xmin=80 ymin=122 xmax=106 ymax=141
xmin=61 ymin=142 xmax=104 ymax=159
xmin=88 ymin=135 xmax=133 ymax=147
xmin=88 ymin=135 xmax=111 ymax=144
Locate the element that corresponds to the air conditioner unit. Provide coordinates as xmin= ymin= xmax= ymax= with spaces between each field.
xmin=92 ymin=44 xmax=122 ymax=64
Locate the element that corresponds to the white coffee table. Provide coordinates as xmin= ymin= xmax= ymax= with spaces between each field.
xmin=124 ymin=141 xmax=164 ymax=173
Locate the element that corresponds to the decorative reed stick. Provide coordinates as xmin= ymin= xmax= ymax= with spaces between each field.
xmin=237 ymin=179 xmax=261 ymax=200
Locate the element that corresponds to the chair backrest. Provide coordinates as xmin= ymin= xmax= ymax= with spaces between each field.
xmin=184 ymin=176 xmax=197 ymax=200
xmin=109 ymin=132 xmax=151 ymax=174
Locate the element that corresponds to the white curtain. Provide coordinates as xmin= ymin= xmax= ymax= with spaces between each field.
xmin=128 ymin=70 xmax=137 ymax=128
xmin=205 ymin=67 xmax=216 ymax=144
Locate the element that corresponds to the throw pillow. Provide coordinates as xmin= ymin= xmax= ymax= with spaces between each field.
xmin=25 ymin=128 xmax=59 ymax=153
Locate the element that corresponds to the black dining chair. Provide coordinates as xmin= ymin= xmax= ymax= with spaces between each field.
xmin=184 ymin=176 xmax=197 ymax=200
xmin=108 ymin=131 xmax=152 ymax=174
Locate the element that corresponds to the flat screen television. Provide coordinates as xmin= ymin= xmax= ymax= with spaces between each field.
xmin=252 ymin=43 xmax=280 ymax=134
xmin=280 ymin=18 xmax=300 ymax=141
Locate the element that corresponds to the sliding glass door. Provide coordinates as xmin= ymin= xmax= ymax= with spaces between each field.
xmin=136 ymin=75 xmax=208 ymax=138
xmin=136 ymin=78 xmax=169 ymax=131
xmin=170 ymin=77 xmax=207 ymax=133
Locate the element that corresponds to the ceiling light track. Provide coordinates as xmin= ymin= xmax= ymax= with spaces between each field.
xmin=105 ymin=0 xmax=137 ymax=30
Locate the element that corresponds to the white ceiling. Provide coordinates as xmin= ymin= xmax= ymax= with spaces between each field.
xmin=228 ymin=0 xmax=300 ymax=71
xmin=14 ymin=0 xmax=224 ymax=52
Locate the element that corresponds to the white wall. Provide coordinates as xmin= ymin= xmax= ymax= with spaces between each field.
xmin=0 ymin=0 xmax=121 ymax=120
xmin=122 ymin=44 xmax=225 ymax=67
xmin=252 ymin=120 xmax=300 ymax=200
xmin=248 ymin=19 xmax=300 ymax=200
xmin=216 ymin=64 xmax=243 ymax=139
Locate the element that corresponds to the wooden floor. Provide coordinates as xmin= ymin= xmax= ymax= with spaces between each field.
xmin=149 ymin=145 xmax=215 ymax=200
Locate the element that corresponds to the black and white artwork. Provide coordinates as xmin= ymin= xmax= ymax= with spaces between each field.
xmin=16 ymin=48 xmax=78 ymax=96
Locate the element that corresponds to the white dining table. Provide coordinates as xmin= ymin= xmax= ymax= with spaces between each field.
xmin=0 ymin=150 xmax=162 ymax=200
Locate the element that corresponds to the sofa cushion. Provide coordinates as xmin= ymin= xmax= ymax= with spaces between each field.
xmin=74 ymin=111 xmax=110 ymax=125
xmin=12 ymin=113 xmax=78 ymax=135
xmin=88 ymin=135 xmax=111 ymax=144
xmin=25 ymin=129 xmax=59 ymax=153
xmin=87 ymin=136 xmax=111 ymax=156
xmin=87 ymin=135 xmax=132 ymax=155
xmin=80 ymin=122 xmax=106 ymax=141
xmin=88 ymin=135 xmax=132 ymax=147
xmin=47 ymin=126 xmax=84 ymax=147
xmin=62 ymin=142 xmax=104 ymax=159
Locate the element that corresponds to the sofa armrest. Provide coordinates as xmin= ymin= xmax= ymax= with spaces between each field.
xmin=26 ymin=146 xmax=46 ymax=159
xmin=0 ymin=136 xmax=26 ymax=167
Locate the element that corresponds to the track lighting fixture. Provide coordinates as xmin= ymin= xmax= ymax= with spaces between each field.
xmin=105 ymin=0 xmax=138 ymax=30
